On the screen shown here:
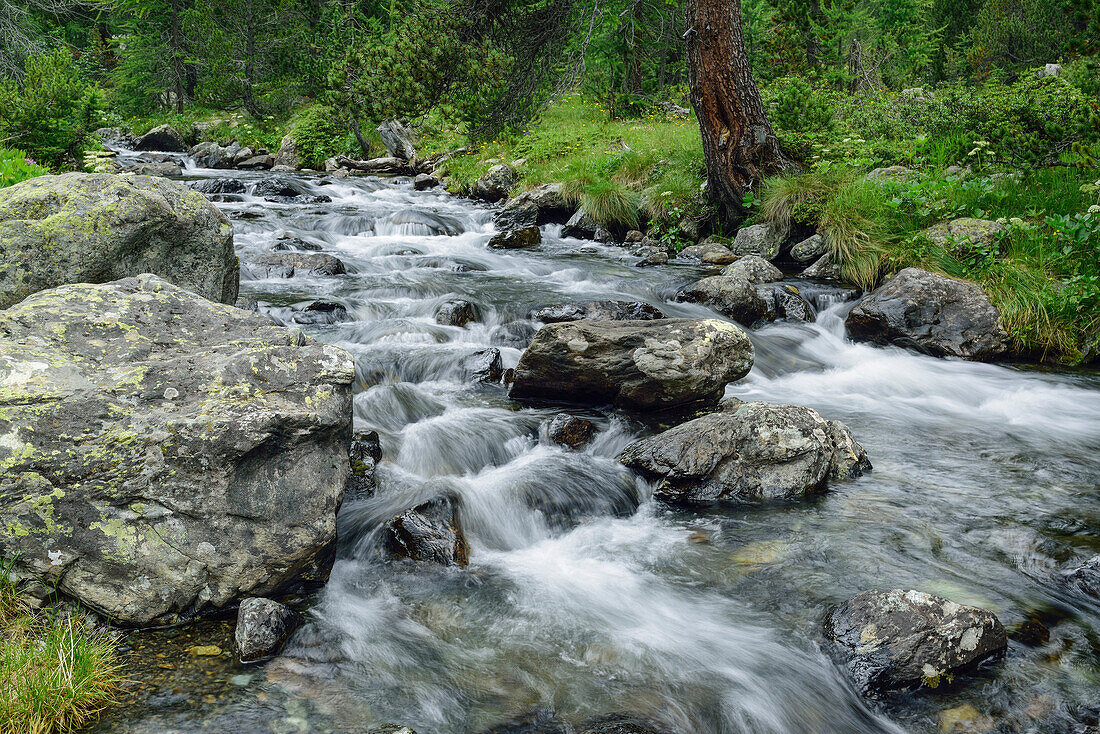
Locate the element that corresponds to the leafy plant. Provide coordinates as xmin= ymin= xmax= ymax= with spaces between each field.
xmin=0 ymin=148 xmax=50 ymax=188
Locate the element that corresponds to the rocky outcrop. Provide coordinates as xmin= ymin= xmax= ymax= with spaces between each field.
xmin=509 ymin=318 xmax=754 ymax=411
xmin=274 ymin=135 xmax=301 ymax=169
xmin=677 ymin=256 xmax=814 ymax=326
xmin=134 ymin=124 xmax=188 ymax=152
xmin=846 ymin=268 xmax=1007 ymax=360
xmin=243 ymin=253 xmax=346 ymax=279
xmin=824 ymin=589 xmax=1007 ymax=696
xmin=0 ymin=275 xmax=355 ymax=625
xmin=435 ymin=298 xmax=481 ymax=326
xmin=729 ymin=223 xmax=782 ymax=260
xmin=562 ymin=208 xmax=611 ymax=242
xmin=235 ymin=597 xmax=301 ymax=663
xmin=377 ymin=119 xmax=418 ymax=160
xmin=619 ymin=401 xmax=870 ymax=505
xmin=475 ymin=164 xmax=517 ymax=202
xmin=383 ymin=494 xmax=469 ymax=566
xmin=545 ymin=415 xmax=596 ymax=449
xmin=489 ymin=226 xmax=541 ymax=250
xmin=530 ymin=300 xmax=664 ymax=323
xmin=499 ymin=183 xmax=574 ymax=226
xmin=0 ymin=173 xmax=237 ymax=309
xmin=190 ymin=141 xmax=239 ymax=169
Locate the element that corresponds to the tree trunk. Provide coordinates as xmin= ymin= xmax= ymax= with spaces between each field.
xmin=686 ymin=0 xmax=796 ymax=224
xmin=350 ymin=117 xmax=371 ymax=158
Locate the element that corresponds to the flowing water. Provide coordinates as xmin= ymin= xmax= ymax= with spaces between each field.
xmin=93 ymin=157 xmax=1100 ymax=734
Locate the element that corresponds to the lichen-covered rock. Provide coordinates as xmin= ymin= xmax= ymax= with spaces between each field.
xmin=510 ymin=318 xmax=754 ymax=411
xmin=0 ymin=275 xmax=355 ymax=625
xmin=824 ymin=589 xmax=1007 ymax=696
xmin=730 ymin=223 xmax=782 ymax=260
xmin=846 ymin=268 xmax=1007 ymax=360
xmin=721 ymin=254 xmax=783 ymax=283
xmin=488 ymin=226 xmax=541 ymax=250
xmin=134 ymin=124 xmax=188 ymax=152
xmin=530 ymin=300 xmax=664 ymax=323
xmin=922 ymin=218 xmax=1006 ymax=255
xmin=677 ymin=241 xmax=731 ymax=262
xmin=619 ymin=401 xmax=870 ymax=505
xmin=803 ymin=253 xmax=842 ymax=280
xmin=235 ymin=597 xmax=301 ymax=663
xmin=545 ymin=415 xmax=596 ymax=449
xmin=0 ymin=173 xmax=238 ymax=309
xmin=242 ymin=253 xmax=347 ymax=279
xmin=475 ymin=164 xmax=517 ymax=202
xmin=383 ymin=494 xmax=469 ymax=566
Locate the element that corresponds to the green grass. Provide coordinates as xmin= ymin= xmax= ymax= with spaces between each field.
xmin=762 ymin=166 xmax=1100 ymax=362
xmin=1 ymin=564 xmax=122 ymax=734
xmin=0 ymin=148 xmax=50 ymax=188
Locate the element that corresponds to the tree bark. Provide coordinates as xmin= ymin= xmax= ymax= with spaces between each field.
xmin=686 ymin=0 xmax=796 ymax=224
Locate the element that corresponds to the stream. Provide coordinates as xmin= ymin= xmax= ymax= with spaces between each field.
xmin=92 ymin=154 xmax=1100 ymax=734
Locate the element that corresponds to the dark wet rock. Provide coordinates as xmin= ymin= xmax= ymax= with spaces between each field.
xmin=190 ymin=141 xmax=238 ymax=169
xmin=510 ymin=318 xmax=754 ymax=411
xmin=243 ymin=253 xmax=347 ymax=279
xmin=272 ymin=236 xmax=323 ymax=252
xmin=824 ymin=589 xmax=1007 ymax=697
xmin=846 ymin=268 xmax=1008 ymax=360
xmin=237 ymin=154 xmax=274 ymax=170
xmin=383 ymin=494 xmax=470 ymax=567
xmin=251 ymin=177 xmax=331 ymax=204
xmin=578 ymin=713 xmax=671 ymax=734
xmin=619 ymin=401 xmax=870 ymax=505
xmin=1058 ymin=555 xmax=1100 ymax=599
xmin=377 ymin=119 xmax=418 ymax=160
xmin=0 ymin=173 xmax=237 ymax=309
xmin=463 ymin=348 xmax=504 ymax=383
xmin=500 ymin=183 xmax=574 ymax=225
xmin=134 ymin=124 xmax=188 ymax=152
xmin=677 ymin=261 xmax=814 ymax=326
xmin=562 ymin=207 xmax=611 ymax=242
xmin=190 ymin=178 xmax=247 ymax=195
xmin=292 ymin=301 xmax=350 ymax=325
xmin=413 ymin=173 xmax=438 ymax=190
xmin=730 ymin=223 xmax=782 ymax=260
xmin=479 ymin=707 xmax=570 ymax=734
xmin=546 ymin=415 xmax=596 ymax=449
xmin=635 ymin=250 xmax=669 ymax=267
xmin=490 ymin=321 xmax=537 ymax=349
xmin=235 ymin=597 xmax=301 ymax=663
xmin=530 ymin=300 xmax=664 ymax=323
xmin=790 ymin=233 xmax=827 ymax=263
xmin=435 ymin=298 xmax=481 ymax=327
xmin=414 ymin=256 xmax=486 ymax=273
xmin=489 ymin=226 xmax=541 ymax=250
xmin=475 ymin=164 xmax=517 ymax=202
xmin=0 ymin=274 xmax=355 ymax=625
xmin=389 ymin=209 xmax=463 ymax=236
xmin=124 ymin=161 xmax=182 ymax=177
xmin=348 ymin=430 xmax=382 ymax=499
xmin=771 ymin=285 xmax=816 ymax=323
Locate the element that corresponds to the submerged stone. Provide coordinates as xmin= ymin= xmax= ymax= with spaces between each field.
xmin=235 ymin=597 xmax=301 ymax=663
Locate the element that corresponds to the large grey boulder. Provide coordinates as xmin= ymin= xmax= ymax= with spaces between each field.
xmin=377 ymin=119 xmax=418 ymax=160
xmin=824 ymin=589 xmax=1007 ymax=696
xmin=190 ymin=141 xmax=238 ymax=169
xmin=730 ymin=223 xmax=782 ymax=260
xmin=790 ymin=233 xmax=827 ymax=263
xmin=846 ymin=268 xmax=1007 ymax=360
xmin=274 ymin=134 xmax=301 ymax=169
xmin=619 ymin=401 xmax=870 ymax=505
xmin=0 ymin=275 xmax=355 ymax=625
xmin=475 ymin=164 xmax=517 ymax=202
xmin=509 ymin=318 xmax=754 ymax=411
xmin=677 ymin=256 xmax=814 ymax=326
xmin=235 ymin=597 xmax=301 ymax=663
xmin=0 ymin=173 xmax=238 ymax=309
xmin=921 ymin=218 xmax=1005 ymax=255
xmin=500 ymin=183 xmax=574 ymax=225
xmin=134 ymin=124 xmax=188 ymax=152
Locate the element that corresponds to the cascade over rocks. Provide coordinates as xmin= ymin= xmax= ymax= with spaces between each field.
xmin=0 ymin=275 xmax=355 ymax=625
xmin=383 ymin=494 xmax=470 ymax=567
xmin=509 ymin=318 xmax=754 ymax=411
xmin=235 ymin=597 xmax=301 ymax=663
xmin=824 ymin=589 xmax=1007 ymax=696
xmin=0 ymin=173 xmax=238 ymax=309
xmin=846 ymin=267 xmax=1008 ymax=360
xmin=243 ymin=252 xmax=347 ymax=279
xmin=251 ymin=177 xmax=331 ymax=204
xmin=1058 ymin=555 xmax=1100 ymax=599
xmin=134 ymin=124 xmax=188 ymax=152
xmin=530 ymin=300 xmax=664 ymax=323
xmin=619 ymin=401 xmax=871 ymax=505
xmin=489 ymin=226 xmax=541 ymax=250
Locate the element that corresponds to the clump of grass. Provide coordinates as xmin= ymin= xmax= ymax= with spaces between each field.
xmin=561 ymin=176 xmax=641 ymax=230
xmin=0 ymin=564 xmax=122 ymax=734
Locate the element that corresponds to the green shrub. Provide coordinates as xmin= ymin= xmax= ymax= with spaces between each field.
xmin=0 ymin=50 xmax=99 ymax=169
xmin=762 ymin=75 xmax=837 ymax=134
xmin=290 ymin=104 xmax=365 ymax=168
xmin=0 ymin=148 xmax=50 ymax=188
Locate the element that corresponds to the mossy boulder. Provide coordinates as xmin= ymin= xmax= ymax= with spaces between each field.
xmin=0 ymin=173 xmax=238 ymax=309
xmin=0 ymin=274 xmax=355 ymax=626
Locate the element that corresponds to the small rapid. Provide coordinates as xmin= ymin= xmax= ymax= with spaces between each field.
xmin=94 ymin=164 xmax=1100 ymax=734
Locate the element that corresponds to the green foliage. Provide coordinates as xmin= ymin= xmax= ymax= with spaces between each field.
xmin=289 ymin=104 xmax=363 ymax=168
xmin=0 ymin=148 xmax=50 ymax=188
xmin=0 ymin=50 xmax=98 ymax=169
xmin=0 ymin=564 xmax=122 ymax=733
xmin=562 ymin=177 xmax=642 ymax=230
xmin=761 ymin=75 xmax=837 ymax=134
